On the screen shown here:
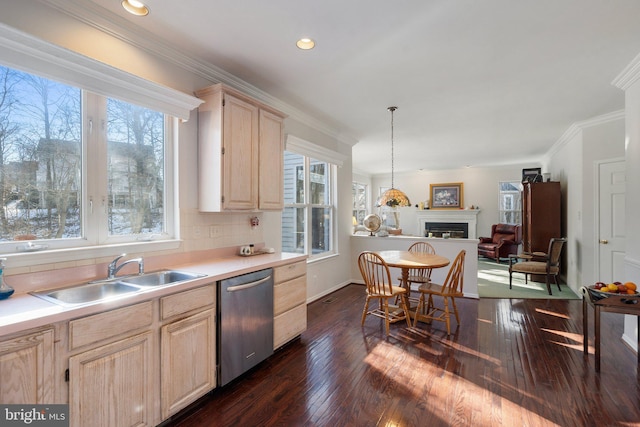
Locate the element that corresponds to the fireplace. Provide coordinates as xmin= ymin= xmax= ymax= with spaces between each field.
xmin=425 ymin=222 xmax=468 ymax=238
xmin=417 ymin=210 xmax=479 ymax=239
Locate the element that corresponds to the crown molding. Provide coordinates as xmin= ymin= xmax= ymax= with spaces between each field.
xmin=612 ymin=51 xmax=640 ymax=90
xmin=546 ymin=110 xmax=625 ymax=160
xmin=286 ymin=135 xmax=347 ymax=167
xmin=42 ymin=0 xmax=358 ymax=147
xmin=352 ymin=168 xmax=372 ymax=178
xmin=0 ymin=23 xmax=202 ymax=120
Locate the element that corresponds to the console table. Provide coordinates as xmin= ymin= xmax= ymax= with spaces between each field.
xmin=582 ymin=286 xmax=640 ymax=373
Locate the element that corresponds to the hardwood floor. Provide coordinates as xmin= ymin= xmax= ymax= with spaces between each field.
xmin=164 ymin=284 xmax=640 ymax=427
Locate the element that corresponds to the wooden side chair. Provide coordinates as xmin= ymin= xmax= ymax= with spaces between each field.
xmin=508 ymin=237 xmax=567 ymax=295
xmin=413 ymin=250 xmax=466 ymax=335
xmin=404 ymin=241 xmax=436 ymax=287
xmin=358 ymin=251 xmax=411 ymax=335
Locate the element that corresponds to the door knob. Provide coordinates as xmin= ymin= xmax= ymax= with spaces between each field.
xmin=599 ymin=239 xmax=608 ymax=244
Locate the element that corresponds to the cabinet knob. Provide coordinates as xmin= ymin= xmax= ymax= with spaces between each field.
xmin=599 ymin=239 xmax=608 ymax=244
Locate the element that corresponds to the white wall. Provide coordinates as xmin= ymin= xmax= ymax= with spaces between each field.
xmin=548 ymin=130 xmax=582 ymax=288
xmin=580 ymin=118 xmax=626 ymax=284
xmin=371 ymin=164 xmax=537 ymax=238
xmin=546 ymin=115 xmax=626 ymax=291
xmin=617 ymin=56 xmax=640 ymax=346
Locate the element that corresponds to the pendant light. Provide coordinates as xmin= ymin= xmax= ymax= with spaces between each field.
xmin=376 ymin=106 xmax=411 ymax=209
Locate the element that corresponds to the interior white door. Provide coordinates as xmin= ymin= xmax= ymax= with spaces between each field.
xmin=598 ymin=160 xmax=626 ymax=282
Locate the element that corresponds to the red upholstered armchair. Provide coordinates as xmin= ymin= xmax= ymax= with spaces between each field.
xmin=478 ymin=223 xmax=522 ymax=263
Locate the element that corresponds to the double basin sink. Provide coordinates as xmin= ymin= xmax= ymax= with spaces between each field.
xmin=32 ymin=270 xmax=206 ymax=307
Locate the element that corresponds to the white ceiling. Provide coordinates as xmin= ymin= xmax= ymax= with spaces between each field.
xmin=85 ymin=0 xmax=640 ymax=175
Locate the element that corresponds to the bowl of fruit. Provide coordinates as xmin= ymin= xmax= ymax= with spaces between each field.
xmin=590 ymin=281 xmax=638 ymax=297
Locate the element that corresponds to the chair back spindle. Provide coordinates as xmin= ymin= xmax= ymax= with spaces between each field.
xmin=443 ymin=250 xmax=466 ymax=295
xmin=358 ymin=251 xmax=411 ymax=334
xmin=359 ymin=251 xmax=393 ymax=295
xmin=405 ymin=241 xmax=436 ymax=286
xmin=412 ymin=249 xmax=466 ymax=335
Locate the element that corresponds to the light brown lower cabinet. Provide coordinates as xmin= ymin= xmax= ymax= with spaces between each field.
xmin=161 ymin=307 xmax=216 ymax=419
xmin=68 ymin=331 xmax=154 ymax=427
xmin=0 ymin=327 xmax=54 ymax=404
xmin=273 ymin=260 xmax=307 ymax=349
xmin=160 ymin=284 xmax=216 ymax=419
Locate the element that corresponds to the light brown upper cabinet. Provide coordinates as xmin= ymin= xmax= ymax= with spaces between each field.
xmin=196 ymin=84 xmax=286 ymax=211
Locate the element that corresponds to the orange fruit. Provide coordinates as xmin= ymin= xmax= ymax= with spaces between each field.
xmin=627 ymin=289 xmax=636 ymax=294
xmin=625 ymin=282 xmax=637 ymax=291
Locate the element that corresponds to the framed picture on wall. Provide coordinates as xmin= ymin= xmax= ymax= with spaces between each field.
xmin=430 ymin=182 xmax=464 ymax=209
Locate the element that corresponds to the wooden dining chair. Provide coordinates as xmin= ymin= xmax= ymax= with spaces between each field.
xmin=413 ymin=249 xmax=466 ymax=335
xmin=404 ymin=241 xmax=436 ymax=287
xmin=358 ymin=251 xmax=411 ymax=335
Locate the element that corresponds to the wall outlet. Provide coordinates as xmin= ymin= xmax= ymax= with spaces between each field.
xmin=209 ymin=225 xmax=221 ymax=238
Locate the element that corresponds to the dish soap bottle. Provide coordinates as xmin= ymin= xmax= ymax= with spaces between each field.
xmin=0 ymin=258 xmax=15 ymax=300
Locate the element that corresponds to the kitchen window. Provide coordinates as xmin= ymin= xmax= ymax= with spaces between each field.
xmin=0 ymin=65 xmax=170 ymax=252
xmin=499 ymin=181 xmax=522 ymax=224
xmin=0 ymin=26 xmax=201 ymax=262
xmin=352 ymin=181 xmax=368 ymax=225
xmin=282 ymin=137 xmax=341 ymax=260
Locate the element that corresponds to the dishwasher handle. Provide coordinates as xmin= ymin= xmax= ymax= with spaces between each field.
xmin=225 ymin=276 xmax=272 ymax=292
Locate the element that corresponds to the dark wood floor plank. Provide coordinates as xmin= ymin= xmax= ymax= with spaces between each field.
xmin=164 ymin=284 xmax=640 ymax=427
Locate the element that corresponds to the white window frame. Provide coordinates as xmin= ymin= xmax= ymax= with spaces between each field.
xmin=284 ymin=135 xmax=344 ymax=261
xmin=352 ymin=181 xmax=368 ymax=225
xmin=499 ymin=180 xmax=523 ymax=225
xmin=0 ymin=24 xmax=201 ymax=268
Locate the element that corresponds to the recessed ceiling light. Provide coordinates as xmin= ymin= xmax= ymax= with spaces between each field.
xmin=122 ymin=0 xmax=149 ymax=16
xmin=296 ymin=38 xmax=315 ymax=50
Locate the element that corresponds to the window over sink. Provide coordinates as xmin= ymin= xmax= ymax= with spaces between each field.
xmin=0 ymin=64 xmax=172 ymax=252
xmin=0 ymin=25 xmax=203 ymax=261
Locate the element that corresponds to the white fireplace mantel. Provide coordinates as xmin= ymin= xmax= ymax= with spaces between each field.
xmin=417 ymin=210 xmax=480 ymax=239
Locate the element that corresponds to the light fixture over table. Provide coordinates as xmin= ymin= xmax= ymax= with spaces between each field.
xmin=376 ymin=106 xmax=411 ymax=210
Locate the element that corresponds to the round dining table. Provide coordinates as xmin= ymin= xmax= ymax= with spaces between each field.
xmin=374 ymin=250 xmax=450 ymax=289
xmin=373 ymin=250 xmax=450 ymax=320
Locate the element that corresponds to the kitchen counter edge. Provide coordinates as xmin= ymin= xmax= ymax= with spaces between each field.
xmin=0 ymin=252 xmax=307 ymax=338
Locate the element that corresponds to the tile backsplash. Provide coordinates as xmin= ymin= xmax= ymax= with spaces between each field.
xmin=181 ymin=209 xmax=264 ymax=252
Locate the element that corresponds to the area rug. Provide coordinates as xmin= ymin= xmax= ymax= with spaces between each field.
xmin=477 ymin=260 xmax=580 ymax=299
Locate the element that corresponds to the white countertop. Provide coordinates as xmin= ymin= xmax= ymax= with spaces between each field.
xmin=0 ymin=252 xmax=306 ymax=338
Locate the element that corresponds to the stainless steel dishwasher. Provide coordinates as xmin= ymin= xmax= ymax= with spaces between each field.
xmin=218 ymin=268 xmax=274 ymax=386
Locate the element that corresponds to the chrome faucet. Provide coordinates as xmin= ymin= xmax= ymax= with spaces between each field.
xmin=107 ymin=253 xmax=144 ymax=279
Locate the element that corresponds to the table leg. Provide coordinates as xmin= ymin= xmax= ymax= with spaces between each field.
xmin=401 ymin=268 xmax=409 ymax=290
xmin=595 ymin=305 xmax=601 ymax=372
xmin=400 ymin=268 xmax=417 ymax=320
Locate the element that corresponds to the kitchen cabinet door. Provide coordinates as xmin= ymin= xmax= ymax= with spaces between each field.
xmin=258 ymin=109 xmax=284 ymax=210
xmin=0 ymin=327 xmax=54 ymax=404
xmin=160 ymin=308 xmax=216 ymax=419
xmin=68 ymin=331 xmax=154 ymax=427
xmin=221 ymin=93 xmax=259 ymax=210
xmin=197 ymin=84 xmax=259 ymax=211
xmin=196 ymin=83 xmax=285 ymax=212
